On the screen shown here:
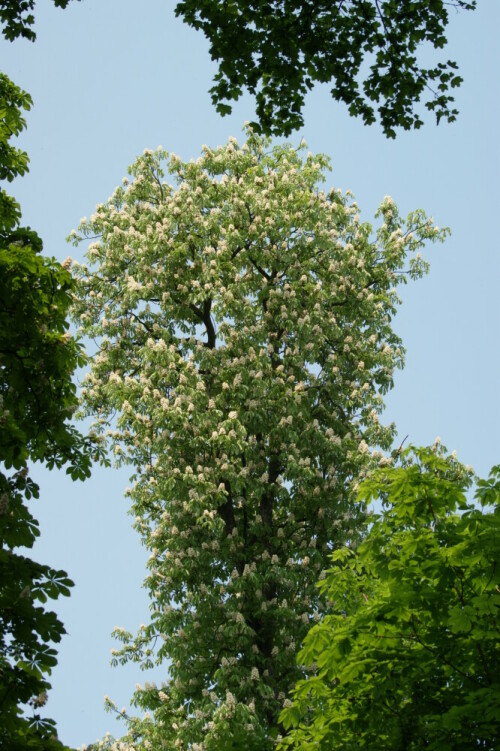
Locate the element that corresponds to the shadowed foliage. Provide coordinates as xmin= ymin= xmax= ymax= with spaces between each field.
xmin=175 ymin=0 xmax=476 ymax=137
xmin=0 ymin=0 xmax=79 ymax=41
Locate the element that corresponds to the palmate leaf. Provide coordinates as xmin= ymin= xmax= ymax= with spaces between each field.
xmin=42 ymin=570 xmax=74 ymax=600
xmin=20 ymin=644 xmax=59 ymax=674
xmin=338 ymin=657 xmax=377 ymax=684
xmin=447 ymin=606 xmax=473 ymax=634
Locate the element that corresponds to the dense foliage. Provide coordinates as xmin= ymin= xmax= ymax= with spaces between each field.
xmin=0 ymin=72 xmax=92 ymax=750
xmin=0 ymin=0 xmax=78 ymax=41
xmin=175 ymin=0 xmax=476 ymax=137
xmin=71 ymin=129 xmax=445 ymax=749
xmin=280 ymin=446 xmax=500 ymax=750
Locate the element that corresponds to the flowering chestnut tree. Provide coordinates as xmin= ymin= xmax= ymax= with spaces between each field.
xmin=71 ymin=129 xmax=445 ymax=750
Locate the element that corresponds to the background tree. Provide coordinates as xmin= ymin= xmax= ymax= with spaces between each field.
xmin=175 ymin=0 xmax=477 ymax=138
xmin=1 ymin=2 xmax=91 ymax=746
xmin=0 ymin=71 xmax=93 ymax=751
xmin=71 ymin=129 xmax=445 ymax=749
xmin=280 ymin=446 xmax=500 ymax=750
xmin=0 ymin=0 xmax=79 ymax=41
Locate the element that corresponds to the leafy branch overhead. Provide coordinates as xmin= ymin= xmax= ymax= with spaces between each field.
xmin=175 ymin=0 xmax=477 ymax=137
xmin=0 ymin=1 xmax=477 ymax=137
xmin=0 ymin=0 xmax=79 ymax=41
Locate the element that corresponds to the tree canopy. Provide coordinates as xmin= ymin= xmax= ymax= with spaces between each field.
xmin=175 ymin=0 xmax=477 ymax=138
xmin=0 ymin=72 xmax=93 ymax=751
xmin=280 ymin=445 xmax=500 ymax=750
xmin=70 ymin=129 xmax=446 ymax=749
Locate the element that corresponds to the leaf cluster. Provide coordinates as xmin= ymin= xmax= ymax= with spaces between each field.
xmin=175 ymin=0 xmax=476 ymax=138
xmin=0 ymin=73 xmax=33 ymax=232
xmin=0 ymin=243 xmax=91 ymax=476
xmin=0 ymin=472 xmax=74 ymax=751
xmin=280 ymin=446 xmax=500 ymax=750
xmin=0 ymin=0 xmax=79 ymax=42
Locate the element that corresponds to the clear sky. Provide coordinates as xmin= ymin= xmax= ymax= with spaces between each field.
xmin=2 ymin=0 xmax=499 ymax=746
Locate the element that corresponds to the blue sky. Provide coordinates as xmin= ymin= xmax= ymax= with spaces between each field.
xmin=2 ymin=0 xmax=499 ymax=746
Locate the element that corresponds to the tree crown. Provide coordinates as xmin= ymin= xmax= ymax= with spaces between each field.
xmin=70 ymin=130 xmax=447 ymax=749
